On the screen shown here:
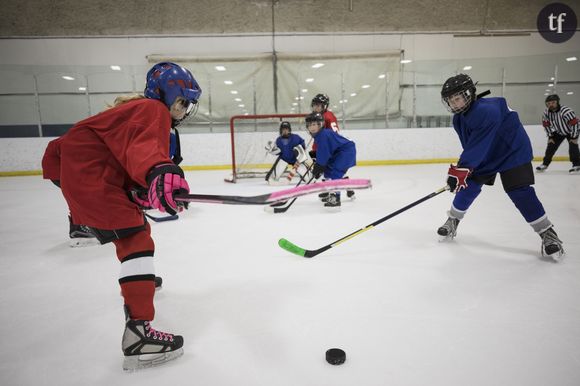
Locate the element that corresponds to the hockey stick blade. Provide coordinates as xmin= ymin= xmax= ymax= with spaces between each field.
xmin=145 ymin=213 xmax=179 ymax=222
xmin=175 ymin=178 xmax=371 ymax=205
xmin=278 ymin=186 xmax=448 ymax=258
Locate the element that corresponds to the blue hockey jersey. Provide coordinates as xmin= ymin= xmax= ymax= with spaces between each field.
xmin=453 ymin=97 xmax=533 ymax=176
xmin=312 ymin=128 xmax=356 ymax=175
xmin=276 ymin=133 xmax=305 ymax=164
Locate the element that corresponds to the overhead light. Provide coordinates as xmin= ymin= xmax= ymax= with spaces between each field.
xmin=548 ymin=83 xmax=554 ymax=87
xmin=295 ymin=97 xmax=300 ymax=100
xmin=224 ymin=80 xmax=233 ymax=85
xmin=238 ymin=104 xmax=245 ymax=108
xmin=301 ymin=89 xmax=308 ymax=93
xmin=544 ymin=93 xmax=550 ymax=96
xmin=463 ymin=65 xmax=472 ymax=71
xmin=378 ymin=74 xmax=386 ymax=79
xmin=244 ymin=112 xmax=249 ymax=116
xmin=230 ymin=90 xmax=238 ymax=94
xmin=215 ymin=65 xmax=226 ymax=71
xmin=305 ymin=78 xmax=314 ymax=83
xmin=361 ymin=84 xmax=370 ymax=89
xmin=78 ymin=87 xmax=87 ymax=91
xmin=234 ymin=98 xmax=242 ymax=102
xmin=299 ymin=96 xmax=304 ymax=100
xmin=400 ymin=59 xmax=412 ymax=64
xmin=110 ymin=65 xmax=121 ymax=71
xmin=567 ymin=91 xmax=574 ymax=95
xmin=311 ymin=63 xmax=325 ymax=69
xmin=62 ymin=76 xmax=75 ymax=80
xmin=546 ymin=89 xmax=551 ymax=92
xmin=566 ymin=56 xmax=577 ymax=62
xmin=350 ymin=93 xmax=357 ymax=97
xmin=550 ymin=77 xmax=555 ymax=81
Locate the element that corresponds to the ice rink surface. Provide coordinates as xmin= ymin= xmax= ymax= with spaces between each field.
xmin=1 ymin=163 xmax=579 ymax=386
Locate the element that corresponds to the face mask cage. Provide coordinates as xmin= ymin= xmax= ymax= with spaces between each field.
xmin=172 ymin=99 xmax=199 ymax=127
xmin=441 ymin=89 xmax=473 ymax=114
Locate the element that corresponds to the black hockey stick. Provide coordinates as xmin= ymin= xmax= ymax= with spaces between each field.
xmin=278 ymin=186 xmax=448 ymax=258
xmin=145 ymin=212 xmax=179 ymax=222
xmin=266 ymin=162 xmax=315 ymax=213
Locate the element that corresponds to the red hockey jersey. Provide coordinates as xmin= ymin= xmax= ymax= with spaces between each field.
xmin=42 ymin=98 xmax=173 ymax=229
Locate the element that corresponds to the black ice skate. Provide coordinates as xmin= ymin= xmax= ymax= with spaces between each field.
xmin=535 ymin=164 xmax=548 ymax=172
xmin=122 ymin=313 xmax=184 ymax=371
xmin=68 ymin=216 xmax=99 ymax=248
xmin=318 ymin=192 xmax=329 ymax=202
xmin=437 ymin=217 xmax=460 ymax=240
xmin=569 ymin=166 xmax=580 ymax=174
xmin=540 ymin=227 xmax=564 ymax=262
xmin=346 ymin=190 xmax=356 ymax=199
xmin=324 ymin=193 xmax=341 ymax=210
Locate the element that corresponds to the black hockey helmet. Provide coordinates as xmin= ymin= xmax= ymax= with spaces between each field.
xmin=441 ymin=74 xmax=477 ymax=114
xmin=545 ymin=94 xmax=560 ymax=103
xmin=305 ymin=112 xmax=324 ymax=124
xmin=311 ymin=93 xmax=330 ymax=111
xmin=279 ymin=121 xmax=292 ymax=137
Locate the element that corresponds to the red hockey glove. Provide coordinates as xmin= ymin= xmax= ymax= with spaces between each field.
xmin=446 ymin=164 xmax=471 ymax=193
xmin=146 ymin=163 xmax=190 ymax=215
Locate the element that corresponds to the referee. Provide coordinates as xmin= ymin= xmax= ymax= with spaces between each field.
xmin=536 ymin=94 xmax=580 ymax=174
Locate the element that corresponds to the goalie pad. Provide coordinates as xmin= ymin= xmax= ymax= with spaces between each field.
xmin=293 ymin=145 xmax=309 ymax=164
xmin=266 ymin=158 xmax=290 ymax=184
xmin=265 ymin=140 xmax=281 ymax=156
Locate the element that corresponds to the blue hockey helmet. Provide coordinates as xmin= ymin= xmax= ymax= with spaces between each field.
xmin=144 ymin=62 xmax=202 ymax=111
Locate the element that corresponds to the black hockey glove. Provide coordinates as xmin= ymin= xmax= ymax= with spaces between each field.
xmin=312 ymin=163 xmax=326 ymax=179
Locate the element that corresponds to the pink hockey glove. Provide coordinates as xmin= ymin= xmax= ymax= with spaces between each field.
xmin=446 ymin=164 xmax=471 ymax=193
xmin=146 ymin=164 xmax=190 ymax=215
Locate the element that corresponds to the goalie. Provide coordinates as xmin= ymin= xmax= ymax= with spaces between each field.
xmin=264 ymin=121 xmax=312 ymax=184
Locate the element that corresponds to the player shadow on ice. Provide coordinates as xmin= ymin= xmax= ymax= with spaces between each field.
xmin=441 ymin=235 xmax=553 ymax=262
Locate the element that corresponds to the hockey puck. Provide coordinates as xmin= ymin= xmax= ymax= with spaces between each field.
xmin=325 ymin=348 xmax=346 ymax=365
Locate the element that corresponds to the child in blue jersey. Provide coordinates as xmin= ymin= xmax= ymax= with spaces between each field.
xmin=439 ymin=74 xmax=564 ymax=261
xmin=265 ymin=121 xmax=306 ymax=183
xmin=306 ymin=112 xmax=356 ymax=208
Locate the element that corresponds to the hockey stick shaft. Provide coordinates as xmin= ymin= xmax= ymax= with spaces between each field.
xmin=175 ymin=178 xmax=372 ymax=205
xmin=145 ymin=213 xmax=179 ymax=222
xmin=279 ymin=186 xmax=448 ymax=258
xmin=269 ymin=162 xmax=315 ymax=211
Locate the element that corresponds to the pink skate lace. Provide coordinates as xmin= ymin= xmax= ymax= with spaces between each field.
xmin=144 ymin=321 xmax=174 ymax=342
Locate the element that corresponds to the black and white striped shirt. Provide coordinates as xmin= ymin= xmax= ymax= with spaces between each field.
xmin=542 ymin=105 xmax=579 ymax=138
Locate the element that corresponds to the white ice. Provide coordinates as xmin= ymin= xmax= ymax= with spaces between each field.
xmin=1 ymin=164 xmax=579 ymax=386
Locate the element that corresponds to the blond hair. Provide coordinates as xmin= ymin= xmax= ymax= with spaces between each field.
xmin=106 ymin=94 xmax=146 ymax=109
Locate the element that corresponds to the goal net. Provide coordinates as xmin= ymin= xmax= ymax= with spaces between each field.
xmin=225 ymin=113 xmax=309 ymax=183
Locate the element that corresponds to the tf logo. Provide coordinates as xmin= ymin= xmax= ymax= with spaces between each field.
xmin=537 ymin=3 xmax=577 ymax=43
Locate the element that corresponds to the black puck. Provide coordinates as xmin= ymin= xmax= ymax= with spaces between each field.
xmin=325 ymin=348 xmax=346 ymax=365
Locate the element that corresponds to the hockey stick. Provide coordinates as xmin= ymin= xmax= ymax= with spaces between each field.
xmin=145 ymin=213 xmax=179 ymax=222
xmin=265 ymin=163 xmax=316 ymax=213
xmin=174 ymin=178 xmax=372 ymax=205
xmin=278 ymin=186 xmax=449 ymax=258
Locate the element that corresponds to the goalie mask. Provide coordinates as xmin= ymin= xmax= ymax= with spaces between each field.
xmin=311 ymin=93 xmax=330 ymax=111
xmin=441 ymin=74 xmax=476 ymax=114
xmin=279 ymin=121 xmax=292 ymax=138
xmin=145 ymin=62 xmax=202 ymax=125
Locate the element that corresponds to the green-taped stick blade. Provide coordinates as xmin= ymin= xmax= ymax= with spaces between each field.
xmin=278 ymin=238 xmax=306 ymax=257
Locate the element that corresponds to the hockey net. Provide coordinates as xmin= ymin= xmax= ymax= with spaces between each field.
xmin=225 ymin=113 xmax=309 ymax=183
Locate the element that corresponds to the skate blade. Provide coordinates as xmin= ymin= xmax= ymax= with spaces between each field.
xmin=123 ymin=348 xmax=184 ymax=371
xmin=438 ymin=234 xmax=455 ymax=242
xmin=69 ymin=238 xmax=100 ymax=248
xmin=542 ymin=248 xmax=565 ymax=263
xmin=324 ymin=206 xmax=341 ymax=212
